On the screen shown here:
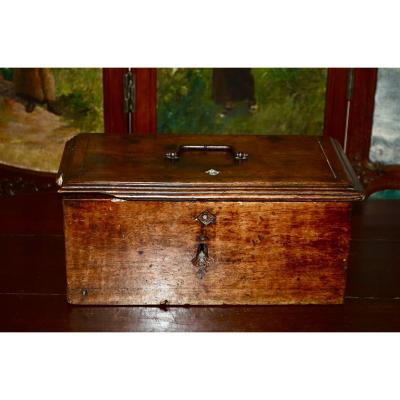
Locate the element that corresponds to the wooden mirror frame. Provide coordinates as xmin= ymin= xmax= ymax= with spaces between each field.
xmin=105 ymin=68 xmax=352 ymax=138
xmin=103 ymin=68 xmax=156 ymax=135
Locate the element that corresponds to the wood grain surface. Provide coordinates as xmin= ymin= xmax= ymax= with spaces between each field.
xmin=64 ymin=200 xmax=351 ymax=305
xmin=58 ymin=134 xmax=363 ymax=201
xmin=102 ymin=68 xmax=129 ymax=134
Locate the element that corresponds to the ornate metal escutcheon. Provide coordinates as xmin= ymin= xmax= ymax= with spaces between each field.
xmin=192 ymin=211 xmax=216 ymax=279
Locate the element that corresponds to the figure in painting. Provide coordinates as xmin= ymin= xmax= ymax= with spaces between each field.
xmin=212 ymin=68 xmax=257 ymax=116
xmin=13 ymin=68 xmax=60 ymax=114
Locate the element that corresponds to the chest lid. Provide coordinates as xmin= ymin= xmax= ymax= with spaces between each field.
xmin=58 ymin=133 xmax=364 ymax=201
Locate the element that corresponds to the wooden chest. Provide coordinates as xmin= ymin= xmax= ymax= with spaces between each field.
xmin=58 ymin=133 xmax=364 ymax=305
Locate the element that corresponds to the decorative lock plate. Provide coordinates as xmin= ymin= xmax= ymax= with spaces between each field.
xmin=192 ymin=211 xmax=216 ymax=278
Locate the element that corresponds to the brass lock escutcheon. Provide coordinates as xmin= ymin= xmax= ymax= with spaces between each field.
xmin=192 ymin=211 xmax=216 ymax=279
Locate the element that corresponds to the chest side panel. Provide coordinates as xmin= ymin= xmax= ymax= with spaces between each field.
xmin=63 ymin=200 xmax=351 ymax=305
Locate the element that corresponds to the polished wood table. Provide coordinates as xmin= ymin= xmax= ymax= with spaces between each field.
xmin=1 ymin=198 xmax=399 ymax=331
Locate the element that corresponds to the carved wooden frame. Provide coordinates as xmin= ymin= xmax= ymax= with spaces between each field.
xmin=0 ymin=164 xmax=57 ymax=197
xmin=130 ymin=68 xmax=352 ymax=139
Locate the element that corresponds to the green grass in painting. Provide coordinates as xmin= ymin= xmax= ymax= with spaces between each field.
xmin=53 ymin=68 xmax=103 ymax=132
xmin=157 ymin=69 xmax=217 ymax=134
xmin=157 ymin=68 xmax=327 ymax=135
xmin=0 ymin=68 xmax=103 ymax=132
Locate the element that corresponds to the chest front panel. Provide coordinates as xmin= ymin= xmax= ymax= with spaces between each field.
xmin=64 ymin=199 xmax=351 ymax=305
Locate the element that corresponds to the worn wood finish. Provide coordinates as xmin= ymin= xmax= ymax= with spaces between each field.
xmin=58 ymin=134 xmax=363 ymax=201
xmin=59 ymin=133 xmax=362 ymax=306
xmin=64 ymin=200 xmax=351 ymax=305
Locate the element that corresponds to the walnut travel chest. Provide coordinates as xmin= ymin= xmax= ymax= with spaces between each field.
xmin=58 ymin=133 xmax=364 ymax=305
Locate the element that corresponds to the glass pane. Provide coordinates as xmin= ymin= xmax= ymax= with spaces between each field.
xmin=369 ymin=68 xmax=400 ymax=165
xmin=157 ymin=68 xmax=327 ymax=135
xmin=0 ymin=68 xmax=103 ymax=173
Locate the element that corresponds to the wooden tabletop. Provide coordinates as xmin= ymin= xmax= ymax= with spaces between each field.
xmin=1 ymin=198 xmax=399 ymax=331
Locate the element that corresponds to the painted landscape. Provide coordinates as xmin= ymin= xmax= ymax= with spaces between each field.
xmin=157 ymin=68 xmax=327 ymax=135
xmin=0 ymin=68 xmax=103 ymax=172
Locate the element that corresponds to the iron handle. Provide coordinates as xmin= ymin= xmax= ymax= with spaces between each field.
xmin=165 ymin=144 xmax=248 ymax=161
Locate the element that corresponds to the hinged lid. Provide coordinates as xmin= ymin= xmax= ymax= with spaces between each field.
xmin=58 ymin=133 xmax=364 ymax=201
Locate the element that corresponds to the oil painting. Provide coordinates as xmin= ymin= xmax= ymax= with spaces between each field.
xmin=0 ymin=68 xmax=103 ymax=172
xmin=157 ymin=68 xmax=327 ymax=135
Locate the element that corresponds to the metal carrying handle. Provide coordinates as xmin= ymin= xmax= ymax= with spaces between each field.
xmin=165 ymin=144 xmax=248 ymax=161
